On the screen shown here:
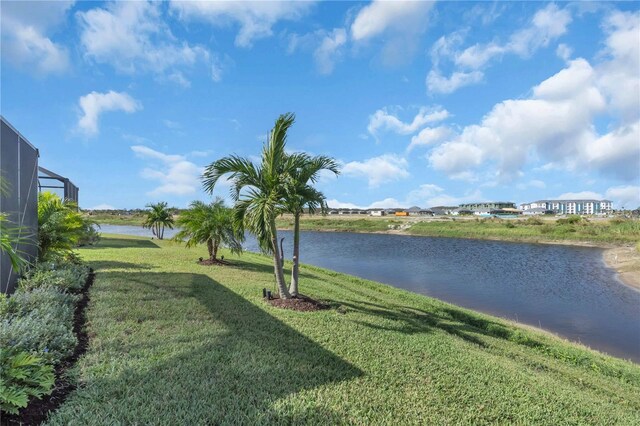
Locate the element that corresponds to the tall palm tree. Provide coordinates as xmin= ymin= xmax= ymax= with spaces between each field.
xmin=202 ymin=113 xmax=295 ymax=298
xmin=143 ymin=202 xmax=174 ymax=240
xmin=173 ymin=198 xmax=244 ymax=263
xmin=284 ymin=153 xmax=340 ymax=296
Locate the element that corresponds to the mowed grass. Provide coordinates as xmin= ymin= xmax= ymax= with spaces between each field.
xmin=46 ymin=234 xmax=640 ymax=425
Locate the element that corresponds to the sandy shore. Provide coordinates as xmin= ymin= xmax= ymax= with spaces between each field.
xmin=603 ymin=245 xmax=640 ymax=290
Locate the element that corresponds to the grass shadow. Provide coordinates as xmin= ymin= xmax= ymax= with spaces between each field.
xmin=89 ymin=260 xmax=155 ymax=271
xmin=91 ymin=237 xmax=160 ymax=249
xmin=49 ymin=272 xmax=363 ymax=424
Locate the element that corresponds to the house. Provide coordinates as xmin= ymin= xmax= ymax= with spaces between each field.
xmin=395 ymin=211 xmax=409 ymax=217
xmin=370 ymin=209 xmax=386 ymax=216
xmin=430 ymin=206 xmax=457 ymax=215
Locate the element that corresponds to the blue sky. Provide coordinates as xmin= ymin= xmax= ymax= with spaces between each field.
xmin=2 ymin=1 xmax=639 ymax=210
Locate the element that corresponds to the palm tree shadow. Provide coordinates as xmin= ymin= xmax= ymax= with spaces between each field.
xmin=91 ymin=237 xmax=160 ymax=249
xmin=56 ymin=272 xmax=362 ymax=423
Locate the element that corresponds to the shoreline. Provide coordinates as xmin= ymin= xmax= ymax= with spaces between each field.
xmin=281 ymin=226 xmax=640 ymax=290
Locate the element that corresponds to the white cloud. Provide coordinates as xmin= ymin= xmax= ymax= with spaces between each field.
xmin=77 ymin=1 xmax=214 ymax=84
xmin=556 ymin=43 xmax=573 ymax=61
xmin=314 ymin=28 xmax=347 ymax=75
xmin=89 ymin=203 xmax=117 ymax=210
xmin=517 ymin=180 xmax=546 ymax=190
xmin=77 ymin=91 xmax=141 ymax=136
xmin=367 ymin=106 xmax=449 ymax=138
xmin=170 ymin=1 xmax=313 ymax=47
xmin=350 ymin=0 xmax=435 ymax=66
xmin=342 ymin=154 xmax=409 ymax=188
xmin=605 ymin=185 xmax=640 ymax=209
xmin=131 ymin=145 xmax=203 ymax=197
xmin=1 ymin=1 xmax=74 ymax=74
xmin=426 ymin=17 xmax=640 ymax=184
xmin=429 ymin=4 xmax=572 ymax=94
xmin=327 ymin=186 xmax=484 ymax=210
xmin=407 ymin=126 xmax=452 ymax=152
xmin=350 ymin=1 xmax=434 ymax=41
xmin=556 ymin=191 xmax=603 ymax=200
xmin=426 ymin=69 xmax=484 ymax=94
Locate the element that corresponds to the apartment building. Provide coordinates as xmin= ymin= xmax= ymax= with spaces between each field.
xmin=520 ymin=199 xmax=613 ymax=215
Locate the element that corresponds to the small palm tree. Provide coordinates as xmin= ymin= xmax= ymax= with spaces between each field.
xmin=203 ymin=113 xmax=295 ymax=298
xmin=284 ymin=153 xmax=340 ymax=296
xmin=38 ymin=192 xmax=87 ymax=260
xmin=173 ymin=198 xmax=244 ymax=263
xmin=143 ymin=202 xmax=174 ymax=240
xmin=0 ymin=176 xmax=28 ymax=270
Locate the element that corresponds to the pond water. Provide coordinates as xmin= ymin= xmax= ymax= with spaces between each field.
xmin=98 ymin=224 xmax=640 ymax=362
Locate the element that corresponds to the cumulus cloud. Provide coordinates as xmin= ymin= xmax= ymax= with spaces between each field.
xmin=428 ymin=3 xmax=572 ymax=94
xmin=327 ymin=185 xmax=484 ymax=209
xmin=350 ymin=0 xmax=435 ymax=65
xmin=170 ymin=1 xmax=312 ymax=47
xmin=605 ymin=186 xmax=640 ymax=209
xmin=1 ymin=1 xmax=74 ymax=75
xmin=314 ymin=28 xmax=347 ymax=74
xmin=350 ymin=0 xmax=434 ymax=41
xmin=342 ymin=154 xmax=409 ymax=188
xmin=367 ymin=106 xmax=449 ymax=139
xmin=426 ymin=10 xmax=640 ymax=184
xmin=407 ymin=126 xmax=452 ymax=152
xmin=77 ymin=91 xmax=141 ymax=136
xmin=89 ymin=203 xmax=117 ymax=210
xmin=131 ymin=145 xmax=203 ymax=197
xmin=77 ymin=1 xmax=217 ymax=84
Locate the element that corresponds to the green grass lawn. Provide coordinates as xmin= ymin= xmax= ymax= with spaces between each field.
xmin=46 ymin=234 xmax=640 ymax=424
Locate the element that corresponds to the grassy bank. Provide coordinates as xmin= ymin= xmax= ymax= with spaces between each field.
xmin=88 ymin=213 xmax=146 ymax=226
xmin=276 ymin=215 xmax=640 ymax=245
xmin=45 ymin=234 xmax=639 ymax=424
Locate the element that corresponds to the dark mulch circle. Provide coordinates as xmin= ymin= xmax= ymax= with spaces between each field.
xmin=267 ymin=294 xmax=330 ymax=312
xmin=197 ymin=258 xmax=232 ymax=266
xmin=2 ymin=270 xmax=95 ymax=426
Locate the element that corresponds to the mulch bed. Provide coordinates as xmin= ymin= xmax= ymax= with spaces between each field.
xmin=2 ymin=270 xmax=95 ymax=426
xmin=197 ymin=258 xmax=232 ymax=266
xmin=267 ymin=294 xmax=330 ymax=312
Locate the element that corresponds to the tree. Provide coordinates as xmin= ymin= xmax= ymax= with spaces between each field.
xmin=283 ymin=153 xmax=339 ymax=296
xmin=37 ymin=192 xmax=89 ymax=260
xmin=173 ymin=198 xmax=244 ymax=263
xmin=142 ymin=202 xmax=174 ymax=240
xmin=203 ymin=113 xmax=296 ymax=298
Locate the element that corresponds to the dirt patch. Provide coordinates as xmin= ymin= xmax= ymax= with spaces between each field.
xmin=197 ymin=258 xmax=232 ymax=266
xmin=603 ymin=246 xmax=640 ymax=290
xmin=267 ymin=294 xmax=330 ymax=312
xmin=2 ymin=270 xmax=95 ymax=426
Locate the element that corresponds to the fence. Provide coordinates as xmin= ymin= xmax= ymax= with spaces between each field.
xmin=1 ymin=116 xmax=40 ymax=293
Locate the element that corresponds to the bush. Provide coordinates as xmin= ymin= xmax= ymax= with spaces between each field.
xmin=18 ymin=262 xmax=89 ymax=293
xmin=505 ymin=222 xmax=516 ymax=229
xmin=557 ymin=215 xmax=583 ymax=225
xmin=1 ymin=288 xmax=78 ymax=319
xmin=523 ymin=217 xmax=544 ymax=226
xmin=0 ymin=349 xmax=55 ymax=415
xmin=0 ymin=288 xmax=77 ymax=364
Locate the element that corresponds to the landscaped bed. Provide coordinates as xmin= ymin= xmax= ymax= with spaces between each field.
xmin=39 ymin=234 xmax=640 ymax=424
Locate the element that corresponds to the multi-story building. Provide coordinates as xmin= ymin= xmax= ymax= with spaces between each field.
xmin=520 ymin=199 xmax=613 ymax=215
xmin=458 ymin=202 xmax=516 ymax=212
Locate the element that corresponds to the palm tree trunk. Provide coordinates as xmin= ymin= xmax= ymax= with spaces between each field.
xmin=213 ymin=240 xmax=219 ymax=261
xmin=270 ymin=219 xmax=290 ymax=299
xmin=289 ymin=211 xmax=301 ymax=297
xmin=207 ymin=239 xmax=214 ymax=260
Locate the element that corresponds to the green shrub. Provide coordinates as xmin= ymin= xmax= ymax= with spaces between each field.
xmin=18 ymin=262 xmax=89 ymax=293
xmin=0 ymin=288 xmax=77 ymax=364
xmin=1 ymin=288 xmax=77 ymax=319
xmin=0 ymin=349 xmax=55 ymax=415
xmin=523 ymin=217 xmax=544 ymax=226
xmin=505 ymin=222 xmax=516 ymax=228
xmin=556 ymin=215 xmax=583 ymax=225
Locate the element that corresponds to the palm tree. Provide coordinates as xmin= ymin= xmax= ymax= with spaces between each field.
xmin=0 ymin=176 xmax=28 ymax=270
xmin=284 ymin=153 xmax=340 ymax=296
xmin=143 ymin=202 xmax=174 ymax=240
xmin=37 ymin=192 xmax=87 ymax=260
xmin=202 ymin=113 xmax=295 ymax=298
xmin=173 ymin=198 xmax=244 ymax=263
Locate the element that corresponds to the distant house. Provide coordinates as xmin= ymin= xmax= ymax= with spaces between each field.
xmin=370 ymin=209 xmax=385 ymax=216
xmin=430 ymin=206 xmax=457 ymax=215
xmin=522 ymin=207 xmax=553 ymax=216
xmin=459 ymin=202 xmax=517 ymax=212
xmin=395 ymin=211 xmax=409 ymax=217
